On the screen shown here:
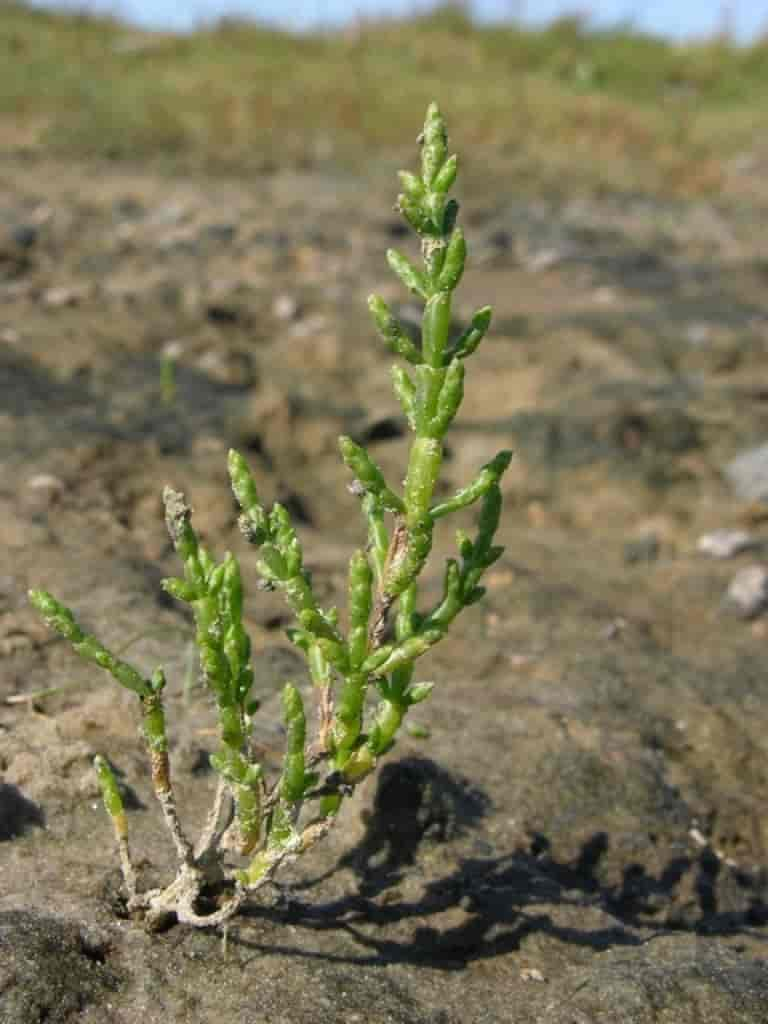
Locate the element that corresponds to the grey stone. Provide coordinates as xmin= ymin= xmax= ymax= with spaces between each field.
xmin=698 ymin=529 xmax=758 ymax=558
xmin=723 ymin=564 xmax=768 ymax=618
xmin=724 ymin=442 xmax=768 ymax=503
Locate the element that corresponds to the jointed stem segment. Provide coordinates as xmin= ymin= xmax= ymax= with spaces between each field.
xmin=28 ymin=103 xmax=510 ymax=931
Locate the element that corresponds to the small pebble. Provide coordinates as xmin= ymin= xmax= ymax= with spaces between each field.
xmin=27 ymin=473 xmax=64 ymax=496
xmin=724 ymin=442 xmax=768 ymax=503
xmin=686 ymin=322 xmax=711 ymax=347
xmin=148 ymin=201 xmax=188 ymax=226
xmin=593 ymin=285 xmax=618 ymax=305
xmin=21 ymin=474 xmax=64 ymax=515
xmin=272 ymin=293 xmax=300 ymax=321
xmin=697 ymin=529 xmax=756 ymax=558
xmin=723 ymin=565 xmax=768 ymax=618
xmin=161 ymin=338 xmax=185 ymax=360
xmin=520 ymin=967 xmax=546 ymax=983
xmin=42 ymin=285 xmax=88 ymax=308
xmin=526 ymin=247 xmax=564 ymax=272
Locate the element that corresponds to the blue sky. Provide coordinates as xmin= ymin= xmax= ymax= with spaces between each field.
xmin=37 ymin=0 xmax=768 ymax=42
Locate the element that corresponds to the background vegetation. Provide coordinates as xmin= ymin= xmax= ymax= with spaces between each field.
xmin=3 ymin=1 xmax=768 ymax=197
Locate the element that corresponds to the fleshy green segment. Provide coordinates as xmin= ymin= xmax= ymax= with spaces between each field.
xmin=327 ymin=104 xmax=511 ymax=778
xmin=28 ymin=590 xmax=152 ymax=697
xmin=140 ymin=672 xmax=169 ymax=757
xmin=281 ymin=683 xmax=311 ymax=802
xmin=358 ymin=104 xmax=510 ymax=756
xmin=368 ymin=295 xmax=422 ymax=364
xmin=227 ymin=105 xmax=509 ymax=791
xmin=161 ymin=486 xmax=267 ymax=849
xmin=228 ymin=446 xmax=339 ymax=700
xmin=338 ymin=437 xmax=404 ymax=514
xmin=94 ymin=755 xmax=125 ymax=825
xmin=430 ymin=450 xmax=513 ymax=520
xmin=364 ymin=104 xmax=507 ymax=607
xmin=236 ymin=683 xmax=314 ymax=884
xmin=209 ymin=746 xmax=263 ymax=853
xmin=163 ymin=489 xmax=250 ymax=729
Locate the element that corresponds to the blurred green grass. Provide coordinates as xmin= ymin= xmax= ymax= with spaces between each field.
xmin=3 ymin=2 xmax=768 ymax=196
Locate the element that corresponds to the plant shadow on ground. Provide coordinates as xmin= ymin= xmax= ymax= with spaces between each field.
xmin=0 ymin=346 xmax=252 ymax=463
xmin=0 ymin=783 xmax=45 ymax=841
xmin=226 ymin=757 xmax=768 ymax=970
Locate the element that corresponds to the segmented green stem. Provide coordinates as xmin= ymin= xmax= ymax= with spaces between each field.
xmin=28 ymin=103 xmax=511 ymax=929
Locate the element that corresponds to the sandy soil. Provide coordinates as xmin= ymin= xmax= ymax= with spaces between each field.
xmin=2 ymin=155 xmax=768 ymax=1022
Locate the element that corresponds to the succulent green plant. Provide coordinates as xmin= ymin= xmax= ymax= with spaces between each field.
xmin=29 ymin=102 xmax=511 ymax=931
